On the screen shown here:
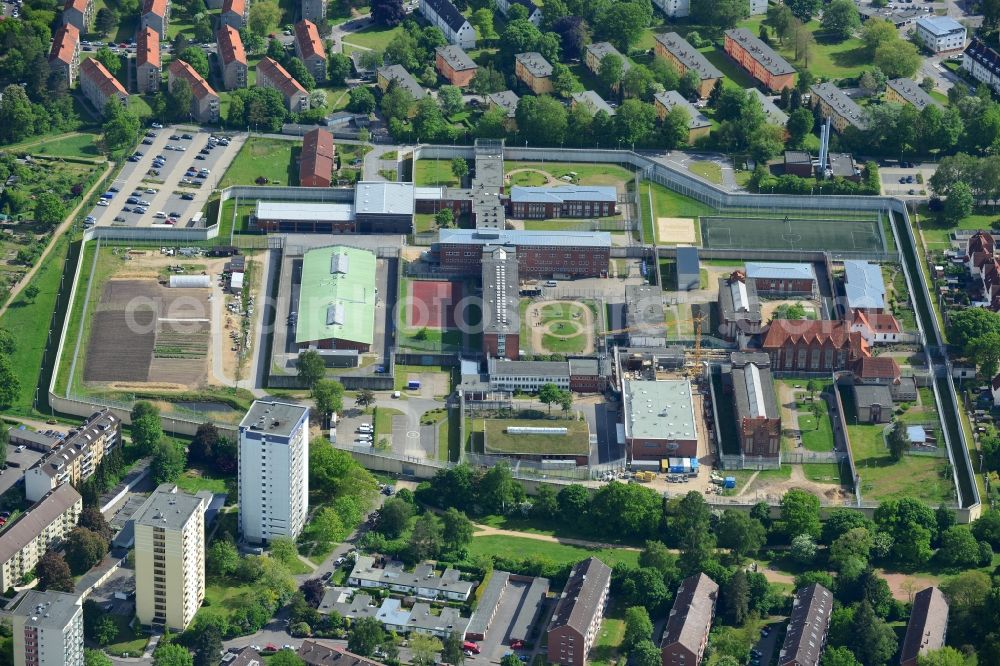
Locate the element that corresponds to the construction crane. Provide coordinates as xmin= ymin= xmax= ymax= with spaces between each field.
xmin=603 ymin=309 xmax=708 ymax=378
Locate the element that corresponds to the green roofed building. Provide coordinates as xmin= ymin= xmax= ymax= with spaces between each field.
xmin=296 ymin=245 xmax=377 ymax=351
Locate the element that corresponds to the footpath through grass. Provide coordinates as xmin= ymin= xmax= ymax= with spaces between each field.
xmin=467 ymin=534 xmax=640 ymax=568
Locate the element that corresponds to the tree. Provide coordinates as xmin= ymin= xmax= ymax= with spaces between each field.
xmin=538 ymin=383 xmax=563 ymax=413
xmin=972 ymin=509 xmax=1000 ymax=547
xmin=938 ymin=525 xmax=980 ymax=568
xmin=829 ymin=527 xmax=872 ymax=580
xmin=557 ymin=484 xmax=590 ymax=528
xmin=86 ymin=649 xmax=115 ymax=666
xmin=887 ymin=420 xmax=909 ymax=461
xmin=328 ymin=53 xmax=352 ymax=86
xmin=471 ymin=8 xmax=498 ymax=41
xmin=598 ymin=53 xmax=625 ymax=95
xmin=0 ymin=329 xmax=15 ymax=356
xmin=916 ymin=647 xmax=971 ymax=666
xmin=296 ymin=350 xmax=326 ymax=389
xmin=850 ymin=601 xmax=897 ymax=666
xmin=130 ymin=401 xmax=162 ymax=453
xmin=821 ymin=0 xmax=860 ymax=41
xmin=723 ymin=569 xmax=750 ymax=626
xmin=348 ymin=616 xmax=386 ymax=656
xmin=947 ymin=307 xmax=1000 ymax=351
xmin=356 ymin=389 xmax=376 ymax=409
xmin=471 ymin=66 xmax=506 ymax=96
xmin=768 ymin=3 xmax=795 ymax=43
xmin=37 ymin=551 xmax=73 ymax=591
xmin=188 ymin=422 xmax=219 ymax=465
xmin=378 ymin=497 xmax=414 ymax=538
xmin=790 ymin=534 xmax=818 ymax=564
xmin=599 ymin=2 xmax=649 ymax=51
xmin=409 ymin=512 xmax=443 ymax=561
xmin=450 ymin=157 xmax=469 ymax=181
xmin=515 ymin=94 xmax=567 ymax=146
xmin=479 ymin=463 xmax=522 ymax=514
xmin=372 ymin=0 xmax=405 ymax=26
xmin=153 ymin=643 xmax=194 ymax=666
xmin=500 ymin=654 xmax=521 ymax=666
xmin=64 ymin=527 xmax=108 ymax=574
xmin=875 ymin=39 xmax=920 ymax=79
xmin=102 ymin=99 xmax=141 ymax=153
xmin=943 ymin=181 xmax=974 ymax=224
xmin=862 ymin=18 xmax=897 ymax=54
xmin=179 ymin=47 xmax=210 ymax=78
xmin=152 ymin=440 xmax=185 ymax=484
xmin=821 ymin=647 xmax=862 ymax=666
xmin=717 ymin=510 xmax=765 ymax=558
xmin=438 ymin=86 xmax=464 ymax=117
xmin=435 ymin=208 xmax=454 ymax=228
xmin=193 ymin=623 xmax=223 ymax=666
xmin=248 ymin=0 xmax=281 ymax=35
xmin=270 ymin=536 xmax=299 ymax=567
xmin=874 ymin=498 xmax=936 ymax=567
xmin=207 ymin=539 xmax=239 ymax=576
xmin=690 ymin=0 xmax=749 ymax=31
xmin=440 ymin=508 xmax=474 ymax=553
xmin=780 ymin=488 xmax=821 ymax=539
xmin=269 ymin=651 xmax=305 ymax=666
xmin=631 ymin=640 xmax=661 ymax=666
xmin=33 ymin=193 xmax=66 ymax=228
xmin=381 ymin=84 xmax=414 ymax=123
xmin=348 ymin=86 xmax=377 ymax=114
xmin=441 ymin=633 xmax=464 ymax=666
xmin=410 ymin=633 xmax=442 ymax=666
xmin=786 ymin=0 xmax=822 ymax=21
xmin=615 ymin=99 xmax=656 ymax=146
xmin=623 ymin=606 xmax=653 ymax=650
xmin=661 ymin=106 xmax=690 ymax=150
xmin=313 ymin=379 xmax=344 ymax=420
xmin=670 ymin=491 xmax=715 ymax=573
xmin=95 ymin=7 xmax=117 ymax=34
xmin=95 ymin=47 xmax=122 ymax=77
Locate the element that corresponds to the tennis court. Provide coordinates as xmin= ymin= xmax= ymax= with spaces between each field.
xmin=701 ymin=215 xmax=885 ymax=252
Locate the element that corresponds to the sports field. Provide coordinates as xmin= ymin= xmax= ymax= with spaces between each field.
xmin=408 ymin=280 xmax=464 ymax=329
xmin=701 ymin=214 xmax=885 ymax=252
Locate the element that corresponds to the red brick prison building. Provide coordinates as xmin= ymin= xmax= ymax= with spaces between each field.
xmin=436 ymin=229 xmax=611 ymax=278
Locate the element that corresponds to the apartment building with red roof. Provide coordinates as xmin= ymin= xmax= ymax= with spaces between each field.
xmin=221 ymin=0 xmax=247 ymax=29
xmin=256 ymin=56 xmax=309 ymax=112
xmin=80 ymin=58 xmax=128 ymax=115
xmin=216 ymin=26 xmax=248 ymax=90
xmin=761 ymin=319 xmax=869 ymax=372
xmin=135 ymin=26 xmax=161 ymax=94
xmin=62 ymin=0 xmax=93 ymax=32
xmin=141 ymin=0 xmax=170 ymax=37
xmin=168 ymin=59 xmax=220 ymax=123
xmin=294 ymin=20 xmax=327 ymax=84
xmin=48 ymin=24 xmax=80 ymax=88
xmin=299 ymin=128 xmax=334 ymax=187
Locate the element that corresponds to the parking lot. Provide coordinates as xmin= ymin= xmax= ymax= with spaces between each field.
xmin=86 ymin=126 xmax=243 ymax=229
xmin=879 ymin=163 xmax=937 ymax=198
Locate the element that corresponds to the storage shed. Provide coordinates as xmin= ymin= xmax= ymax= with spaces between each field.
xmin=676 ymin=247 xmax=700 ymax=291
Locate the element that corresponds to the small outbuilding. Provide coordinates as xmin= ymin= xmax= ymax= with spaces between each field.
xmin=676 ymin=247 xmax=700 ymax=291
xmin=169 ymin=274 xmax=211 ymax=288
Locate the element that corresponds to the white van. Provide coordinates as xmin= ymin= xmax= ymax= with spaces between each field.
xmin=154 ymin=211 xmax=167 ymax=219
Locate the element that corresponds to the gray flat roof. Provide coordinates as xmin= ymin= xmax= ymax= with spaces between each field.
xmin=133 ymin=484 xmax=209 ymax=531
xmin=785 ymin=150 xmax=811 ymax=165
xmin=654 ymin=91 xmax=711 ymax=129
xmin=467 ymin=571 xmax=510 ymax=636
xmin=239 ymin=400 xmax=309 ymax=437
xmin=854 ymin=383 xmax=894 ymax=408
xmin=256 ymin=201 xmax=355 ymax=222
xmin=655 ymin=32 xmax=722 ymax=81
xmin=489 ymin=358 xmax=570 ymax=378
xmin=827 ymin=153 xmax=857 ymax=178
xmin=438 ymin=228 xmax=611 ymax=248
xmin=624 ymin=379 xmax=697 ymax=441
xmin=745 ymin=261 xmax=816 ymax=281
xmin=510 ymin=576 xmax=549 ymax=642
xmin=568 ymin=357 xmax=600 ymax=375
xmin=515 ymin=51 xmax=551 ymax=78
xmin=509 ymin=185 xmax=617 ymax=203
xmin=676 ymin=246 xmax=699 ymax=275
xmin=487 ymin=90 xmax=519 ymax=117
xmin=12 ymin=590 xmax=81 ymax=629
xmin=354 ymin=181 xmax=415 ymax=216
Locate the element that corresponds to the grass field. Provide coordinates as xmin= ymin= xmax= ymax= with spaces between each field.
xmin=915 ymin=204 xmax=999 ymax=250
xmin=701 ymin=214 xmax=883 ymax=252
xmin=341 ymin=23 xmax=404 ymax=50
xmin=688 ymin=161 xmax=723 ymax=184
xmin=174 ymin=468 xmax=234 ymax=501
xmin=483 ymin=418 xmax=590 ymax=455
xmin=590 ymin=604 xmax=625 ymax=666
xmin=103 ymin=615 xmax=148 ymax=657
xmin=742 ymin=17 xmax=870 ymax=80
xmin=7 ymin=132 xmax=102 ymax=158
xmin=219 ymin=138 xmax=297 ymax=188
xmin=840 ymin=386 xmax=955 ymax=504
xmin=503 ymin=162 xmax=635 ymax=190
xmin=414 ymin=159 xmax=461 ymax=187
xmin=374 ymin=407 xmax=403 ymax=447
xmin=509 ymin=170 xmax=549 ymax=186
xmin=468 ymin=534 xmax=639 ymax=568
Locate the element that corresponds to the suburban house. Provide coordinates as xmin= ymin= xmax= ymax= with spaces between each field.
xmin=571 ymin=90 xmax=616 ymax=116
xmin=723 ymin=28 xmax=795 ymax=91
xmin=810 ymin=82 xmax=867 ymax=133
xmin=899 ymin=587 xmax=949 ymax=666
xmin=718 ymin=270 xmax=763 ymax=339
xmin=61 ymin=0 xmax=93 ymax=32
xmin=376 ymin=64 xmax=427 ymax=99
xmin=584 ymin=42 xmax=630 ymax=90
xmin=300 ymin=128 xmax=335 ymax=188
xmin=494 ymin=0 xmax=541 ymax=24
xmin=167 ymin=59 xmax=220 ymax=123
xmin=654 ymin=90 xmax=711 ymax=142
xmin=79 ymin=58 xmax=128 ymax=115
xmin=547 ymin=558 xmax=612 ymax=666
xmin=220 ymin=0 xmax=247 ymax=29
xmin=653 ymin=32 xmax=721 ymax=98
xmin=515 ymin=52 xmax=553 ymax=94
xmin=435 ymin=45 xmax=477 ymax=87
xmin=885 ymin=78 xmax=939 ymax=111
xmin=48 ymin=24 xmax=81 ymax=89
xmin=730 ymin=352 xmax=781 ymax=459
xmin=778 ymin=584 xmax=833 ymax=666
xmin=347 ymin=556 xmax=475 ymax=600
xmin=966 ymin=230 xmax=995 ymax=277
xmin=135 ymin=26 xmax=161 ymax=93
xmin=140 ymin=0 xmax=170 ymax=37
xmin=915 ymin=15 xmax=966 ymax=53
xmin=419 ymin=0 xmax=476 ymax=49
xmin=295 ymin=20 xmax=328 ymax=84
xmin=257 ymin=56 xmax=310 ymax=112
xmin=216 ymin=26 xmax=248 ymax=90
xmin=660 ymin=574 xmax=719 ymax=666
xmin=761 ymin=320 xmax=870 ymax=372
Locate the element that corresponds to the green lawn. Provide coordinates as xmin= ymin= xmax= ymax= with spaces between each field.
xmin=197 ymin=577 xmax=257 ymax=627
xmin=590 ymin=605 xmax=625 ymax=666
xmin=688 ymin=161 xmax=723 ymax=184
xmin=341 ymin=24 xmax=404 ymax=50
xmin=7 ymin=132 xmax=102 ymax=159
xmin=483 ymin=418 xmax=590 ymax=455
xmin=103 ymin=615 xmax=149 ymax=657
xmin=467 ymin=535 xmax=640 ymax=568
xmin=414 ymin=159 xmax=460 ymax=186
xmin=840 ymin=386 xmax=955 ymax=504
xmin=915 ymin=204 xmax=999 ymax=250
xmin=414 ymin=212 xmax=439 ymax=233
xmin=503 ymin=162 xmax=635 ymax=189
xmin=743 ymin=18 xmax=870 ymax=80
xmin=646 ymin=180 xmax=715 ymax=218
xmin=374 ymin=406 xmax=402 ymax=448
xmin=509 ymin=170 xmax=549 ymax=186
xmin=219 ymin=137 xmax=298 ymax=188
xmin=174 ymin=468 xmax=233 ymax=501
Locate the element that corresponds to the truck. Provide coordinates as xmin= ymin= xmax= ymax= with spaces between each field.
xmin=407 ymin=380 xmax=421 ymax=390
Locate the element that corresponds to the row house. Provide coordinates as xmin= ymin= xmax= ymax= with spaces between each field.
xmin=48 ymin=24 xmax=80 ymax=89
xmin=62 ymin=0 xmax=93 ymax=33
xmin=80 ymin=58 xmax=128 ymax=115
xmin=435 ymin=45 xmax=477 ymax=87
xmin=723 ymin=28 xmax=795 ymax=92
xmin=221 ymin=0 xmax=247 ymax=29
xmin=140 ymin=0 xmax=170 ymax=38
xmin=419 ymin=0 xmax=476 ymax=49
xmin=295 ymin=20 xmax=328 ymax=84
xmin=135 ymin=26 xmax=161 ymax=93
xmin=653 ymin=32 xmax=721 ymax=98
xmin=216 ymin=26 xmax=248 ymax=90
xmin=168 ymin=59 xmax=220 ymax=123
xmin=257 ymin=56 xmax=310 ymax=112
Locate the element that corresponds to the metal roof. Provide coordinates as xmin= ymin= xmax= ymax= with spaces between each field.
xmin=509 ymin=185 xmax=617 ymax=203
xmin=916 ymin=15 xmax=965 ymax=36
xmin=843 ymin=260 xmax=886 ymax=310
xmin=354 ymin=181 xmax=415 ymax=216
xmin=745 ymin=261 xmax=816 ymax=281
xmin=256 ymin=201 xmax=354 ymax=222
xmin=482 ymin=246 xmax=519 ymax=335
xmin=438 ymin=228 xmax=611 ymax=248
xmin=732 ymin=360 xmax=779 ymax=421
xmin=296 ymin=245 xmax=377 ymax=345
xmin=623 ymin=379 xmax=697 ymax=441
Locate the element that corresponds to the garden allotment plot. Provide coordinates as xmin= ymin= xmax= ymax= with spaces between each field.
xmin=701 ymin=213 xmax=886 ymax=252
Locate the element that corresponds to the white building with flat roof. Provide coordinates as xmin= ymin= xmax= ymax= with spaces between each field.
xmin=11 ymin=591 xmax=83 ymax=666
xmin=915 ymin=15 xmax=966 ymax=53
xmin=238 ymin=401 xmax=310 ymax=544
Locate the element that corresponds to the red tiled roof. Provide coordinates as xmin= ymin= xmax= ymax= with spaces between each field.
xmin=295 ymin=20 xmax=325 ymax=61
xmin=257 ymin=56 xmax=306 ymax=97
xmin=136 ymin=26 xmax=160 ymax=68
xmin=968 ymin=230 xmax=995 ymax=257
xmin=216 ymin=25 xmax=246 ymax=66
xmin=168 ymin=59 xmax=218 ymax=100
xmin=762 ymin=319 xmax=867 ymax=356
xmin=300 ymin=128 xmax=334 ymax=186
xmin=142 ymin=0 xmax=167 ymax=18
xmin=728 ymin=270 xmax=745 ymax=284
xmin=852 ymin=310 xmax=901 ymax=334
xmin=63 ymin=0 xmax=89 ymax=14
xmin=851 ymin=356 xmax=901 ymax=381
xmin=80 ymin=58 xmax=127 ymax=97
xmin=49 ymin=24 xmax=80 ymax=65
xmin=222 ymin=0 xmax=245 ymax=17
